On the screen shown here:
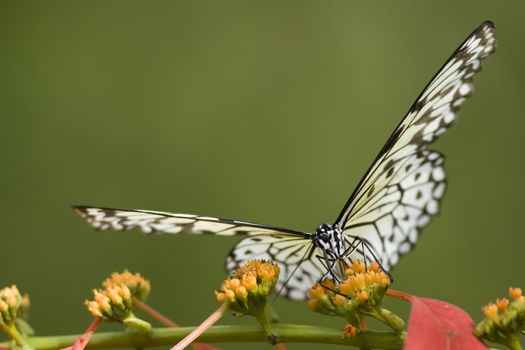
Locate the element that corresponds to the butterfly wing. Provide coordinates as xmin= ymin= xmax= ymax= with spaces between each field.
xmin=226 ymin=235 xmax=327 ymax=300
xmin=340 ymin=150 xmax=446 ymax=269
xmin=73 ymin=205 xmax=307 ymax=237
xmin=335 ymin=21 xmax=496 ymax=268
xmin=74 ymin=205 xmax=321 ymax=300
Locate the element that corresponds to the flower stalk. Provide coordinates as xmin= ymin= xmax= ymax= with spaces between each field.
xmin=60 ymin=318 xmax=102 ymax=350
xmin=132 ymin=297 xmax=177 ymax=327
xmin=170 ymin=304 xmax=227 ymax=350
xmin=132 ymin=297 xmax=219 ymax=350
xmin=369 ymin=308 xmax=405 ymax=333
xmin=2 ymin=322 xmax=29 ymax=348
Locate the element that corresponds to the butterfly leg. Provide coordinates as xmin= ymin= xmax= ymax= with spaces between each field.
xmin=342 ymin=235 xmax=393 ymax=281
xmin=315 ymin=237 xmax=360 ymax=282
xmin=315 ymin=251 xmax=342 ymax=283
xmin=340 ymin=236 xmax=361 ymax=260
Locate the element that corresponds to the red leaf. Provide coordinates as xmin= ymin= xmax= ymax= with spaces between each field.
xmin=404 ymin=296 xmax=487 ymax=350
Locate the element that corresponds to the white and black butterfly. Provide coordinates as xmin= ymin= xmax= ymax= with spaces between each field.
xmin=74 ymin=22 xmax=496 ymax=300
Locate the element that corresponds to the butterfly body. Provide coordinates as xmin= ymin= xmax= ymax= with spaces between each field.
xmin=74 ymin=21 xmax=496 ymax=301
xmin=311 ymin=224 xmax=346 ymax=278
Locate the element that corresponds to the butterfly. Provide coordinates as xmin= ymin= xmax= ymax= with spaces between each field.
xmin=74 ymin=21 xmax=496 ymax=300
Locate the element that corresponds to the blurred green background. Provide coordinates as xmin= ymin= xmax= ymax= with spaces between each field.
xmin=1 ymin=1 xmax=524 ymax=349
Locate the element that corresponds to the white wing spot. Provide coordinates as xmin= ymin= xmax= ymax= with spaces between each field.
xmin=459 ymin=83 xmax=472 ymax=96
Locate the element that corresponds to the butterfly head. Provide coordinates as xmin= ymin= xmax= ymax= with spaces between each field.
xmin=313 ymin=223 xmax=344 ymax=256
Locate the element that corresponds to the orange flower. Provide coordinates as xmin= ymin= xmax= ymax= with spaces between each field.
xmin=495 ymin=298 xmax=509 ymax=311
xmin=334 ymin=294 xmax=348 ymax=307
xmin=508 ymin=287 xmax=522 ymax=301
xmin=308 ymin=284 xmax=326 ymax=300
xmin=482 ymin=303 xmax=498 ymax=319
xmin=343 ymin=324 xmax=358 ymax=338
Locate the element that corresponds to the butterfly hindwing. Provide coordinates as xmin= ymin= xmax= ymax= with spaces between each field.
xmin=226 ymin=235 xmax=326 ymax=300
xmin=336 ymin=22 xmax=495 ymax=268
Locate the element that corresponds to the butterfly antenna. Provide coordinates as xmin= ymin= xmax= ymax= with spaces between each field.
xmin=273 ymin=244 xmax=314 ymax=301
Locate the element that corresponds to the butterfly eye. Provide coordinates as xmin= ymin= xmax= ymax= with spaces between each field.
xmin=320 ymin=232 xmax=332 ymax=242
xmin=318 ymin=224 xmax=331 ymax=233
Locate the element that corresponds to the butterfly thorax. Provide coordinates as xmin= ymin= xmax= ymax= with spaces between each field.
xmin=312 ymin=223 xmax=345 ymax=259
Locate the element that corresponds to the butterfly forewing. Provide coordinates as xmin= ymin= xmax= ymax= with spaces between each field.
xmin=73 ymin=206 xmax=307 ymax=237
xmin=336 ymin=22 xmax=495 ymax=268
xmin=74 ymin=205 xmax=319 ymax=300
xmin=341 ymin=150 xmax=446 ymax=269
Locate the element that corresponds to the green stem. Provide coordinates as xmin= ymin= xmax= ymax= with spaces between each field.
xmin=504 ymin=336 xmax=523 ymax=350
xmin=263 ymin=304 xmax=280 ymax=324
xmin=3 ymin=323 xmax=30 ymax=348
xmin=254 ymin=309 xmax=276 ymax=344
xmin=369 ymin=308 xmax=405 ymax=333
xmin=0 ymin=325 xmax=405 ymax=350
xmin=122 ymin=315 xmax=152 ymax=334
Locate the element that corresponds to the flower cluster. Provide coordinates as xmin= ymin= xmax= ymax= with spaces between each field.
xmin=215 ymin=260 xmax=280 ymax=316
xmin=308 ymin=261 xmax=390 ymax=315
xmin=86 ymin=284 xmax=132 ymax=319
xmin=86 ymin=283 xmax=151 ymax=332
xmin=0 ymin=285 xmax=32 ymax=347
xmin=102 ymin=270 xmax=151 ymax=301
xmin=308 ymin=261 xmax=400 ymax=335
xmin=0 ymin=286 xmax=25 ymax=327
xmin=475 ymin=287 xmax=525 ymax=346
